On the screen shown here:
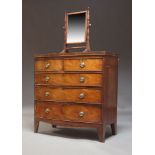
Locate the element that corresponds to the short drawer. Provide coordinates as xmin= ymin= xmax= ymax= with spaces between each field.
xmin=35 ymin=73 xmax=102 ymax=86
xmin=35 ymin=73 xmax=63 ymax=85
xmin=35 ymin=87 xmax=101 ymax=103
xmin=35 ymin=59 xmax=62 ymax=71
xmin=35 ymin=102 xmax=101 ymax=123
xmin=64 ymin=58 xmax=103 ymax=71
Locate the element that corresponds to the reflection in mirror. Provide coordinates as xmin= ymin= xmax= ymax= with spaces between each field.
xmin=67 ymin=13 xmax=86 ymax=43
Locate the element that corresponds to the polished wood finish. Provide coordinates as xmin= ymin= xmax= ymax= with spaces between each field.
xmin=97 ymin=126 xmax=105 ymax=142
xmin=62 ymin=104 xmax=101 ymax=123
xmin=64 ymin=58 xmax=103 ymax=71
xmin=35 ymin=102 xmax=101 ymax=123
xmin=34 ymin=51 xmax=118 ymax=142
xmin=35 ymin=87 xmax=101 ymax=103
xmin=111 ymin=123 xmax=117 ymax=135
xmin=35 ymin=59 xmax=62 ymax=71
xmin=35 ymin=73 xmax=102 ymax=86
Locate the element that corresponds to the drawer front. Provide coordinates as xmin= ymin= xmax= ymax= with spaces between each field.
xmin=35 ymin=59 xmax=62 ymax=71
xmin=35 ymin=73 xmax=63 ymax=85
xmin=35 ymin=87 xmax=63 ymax=101
xmin=35 ymin=87 xmax=101 ymax=103
xmin=35 ymin=102 xmax=62 ymax=120
xmin=35 ymin=73 xmax=102 ymax=86
xmin=63 ymin=88 xmax=101 ymax=103
xmin=64 ymin=58 xmax=103 ymax=71
xmin=62 ymin=104 xmax=101 ymax=123
xmin=63 ymin=74 xmax=102 ymax=86
xmin=35 ymin=102 xmax=101 ymax=123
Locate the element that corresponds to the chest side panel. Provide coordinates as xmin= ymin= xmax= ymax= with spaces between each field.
xmin=103 ymin=56 xmax=118 ymax=124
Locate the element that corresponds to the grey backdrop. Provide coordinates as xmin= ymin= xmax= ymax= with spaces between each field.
xmin=23 ymin=0 xmax=132 ymax=111
xmin=23 ymin=1 xmax=132 ymax=154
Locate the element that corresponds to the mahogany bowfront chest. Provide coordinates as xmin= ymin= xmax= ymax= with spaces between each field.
xmin=34 ymin=51 xmax=118 ymax=142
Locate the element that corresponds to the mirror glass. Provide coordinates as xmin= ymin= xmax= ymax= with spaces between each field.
xmin=67 ymin=12 xmax=86 ymax=43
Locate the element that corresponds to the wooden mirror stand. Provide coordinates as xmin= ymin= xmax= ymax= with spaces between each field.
xmin=61 ymin=8 xmax=91 ymax=53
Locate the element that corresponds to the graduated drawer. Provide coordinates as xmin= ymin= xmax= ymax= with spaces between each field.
xmin=35 ymin=73 xmax=102 ymax=86
xmin=35 ymin=59 xmax=62 ymax=71
xmin=64 ymin=58 xmax=103 ymax=71
xmin=35 ymin=87 xmax=101 ymax=103
xmin=35 ymin=102 xmax=101 ymax=123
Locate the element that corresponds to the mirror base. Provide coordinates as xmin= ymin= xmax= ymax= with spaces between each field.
xmin=60 ymin=48 xmax=91 ymax=53
xmin=83 ymin=48 xmax=91 ymax=52
xmin=60 ymin=49 xmax=68 ymax=53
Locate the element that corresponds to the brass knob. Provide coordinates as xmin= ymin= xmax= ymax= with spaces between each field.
xmin=79 ymin=111 xmax=85 ymax=117
xmin=80 ymin=76 xmax=85 ymax=83
xmin=45 ymin=91 xmax=50 ymax=96
xmin=80 ymin=62 xmax=85 ymax=68
xmin=45 ymin=63 xmax=50 ymax=68
xmin=79 ymin=93 xmax=85 ymax=99
xmin=45 ymin=76 xmax=50 ymax=82
xmin=45 ymin=108 xmax=50 ymax=113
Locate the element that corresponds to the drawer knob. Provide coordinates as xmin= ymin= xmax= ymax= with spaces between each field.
xmin=80 ymin=76 xmax=85 ymax=83
xmin=45 ymin=76 xmax=50 ymax=82
xmin=80 ymin=62 xmax=85 ymax=68
xmin=45 ymin=108 xmax=50 ymax=113
xmin=45 ymin=63 xmax=50 ymax=68
xmin=45 ymin=92 xmax=50 ymax=96
xmin=79 ymin=111 xmax=85 ymax=117
xmin=79 ymin=93 xmax=85 ymax=99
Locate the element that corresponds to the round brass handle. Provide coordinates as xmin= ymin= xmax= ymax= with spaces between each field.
xmin=79 ymin=111 xmax=85 ymax=117
xmin=80 ymin=77 xmax=85 ymax=83
xmin=79 ymin=93 xmax=85 ymax=99
xmin=80 ymin=62 xmax=85 ymax=68
xmin=45 ymin=63 xmax=50 ymax=68
xmin=45 ymin=108 xmax=50 ymax=113
xmin=45 ymin=92 xmax=50 ymax=96
xmin=45 ymin=76 xmax=50 ymax=82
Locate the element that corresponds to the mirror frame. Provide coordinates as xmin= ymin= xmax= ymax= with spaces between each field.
xmin=61 ymin=8 xmax=91 ymax=53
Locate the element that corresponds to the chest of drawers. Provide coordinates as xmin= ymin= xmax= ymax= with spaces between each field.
xmin=34 ymin=51 xmax=118 ymax=142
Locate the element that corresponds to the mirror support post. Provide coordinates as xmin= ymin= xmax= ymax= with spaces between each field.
xmin=61 ymin=12 xmax=68 ymax=53
xmin=84 ymin=7 xmax=91 ymax=52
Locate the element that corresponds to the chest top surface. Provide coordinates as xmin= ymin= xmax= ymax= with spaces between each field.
xmin=34 ymin=51 xmax=118 ymax=58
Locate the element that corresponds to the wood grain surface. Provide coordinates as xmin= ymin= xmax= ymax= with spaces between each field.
xmin=35 ymin=87 xmax=101 ymax=103
xmin=35 ymin=102 xmax=101 ymax=123
xmin=35 ymin=73 xmax=102 ymax=86
xmin=34 ymin=51 xmax=118 ymax=142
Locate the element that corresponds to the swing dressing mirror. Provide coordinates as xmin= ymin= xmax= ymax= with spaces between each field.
xmin=62 ymin=8 xmax=91 ymax=52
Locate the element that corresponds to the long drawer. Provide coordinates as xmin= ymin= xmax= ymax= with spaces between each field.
xmin=35 ymin=73 xmax=102 ymax=86
xmin=35 ymin=102 xmax=101 ymax=123
xmin=35 ymin=87 xmax=102 ymax=103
